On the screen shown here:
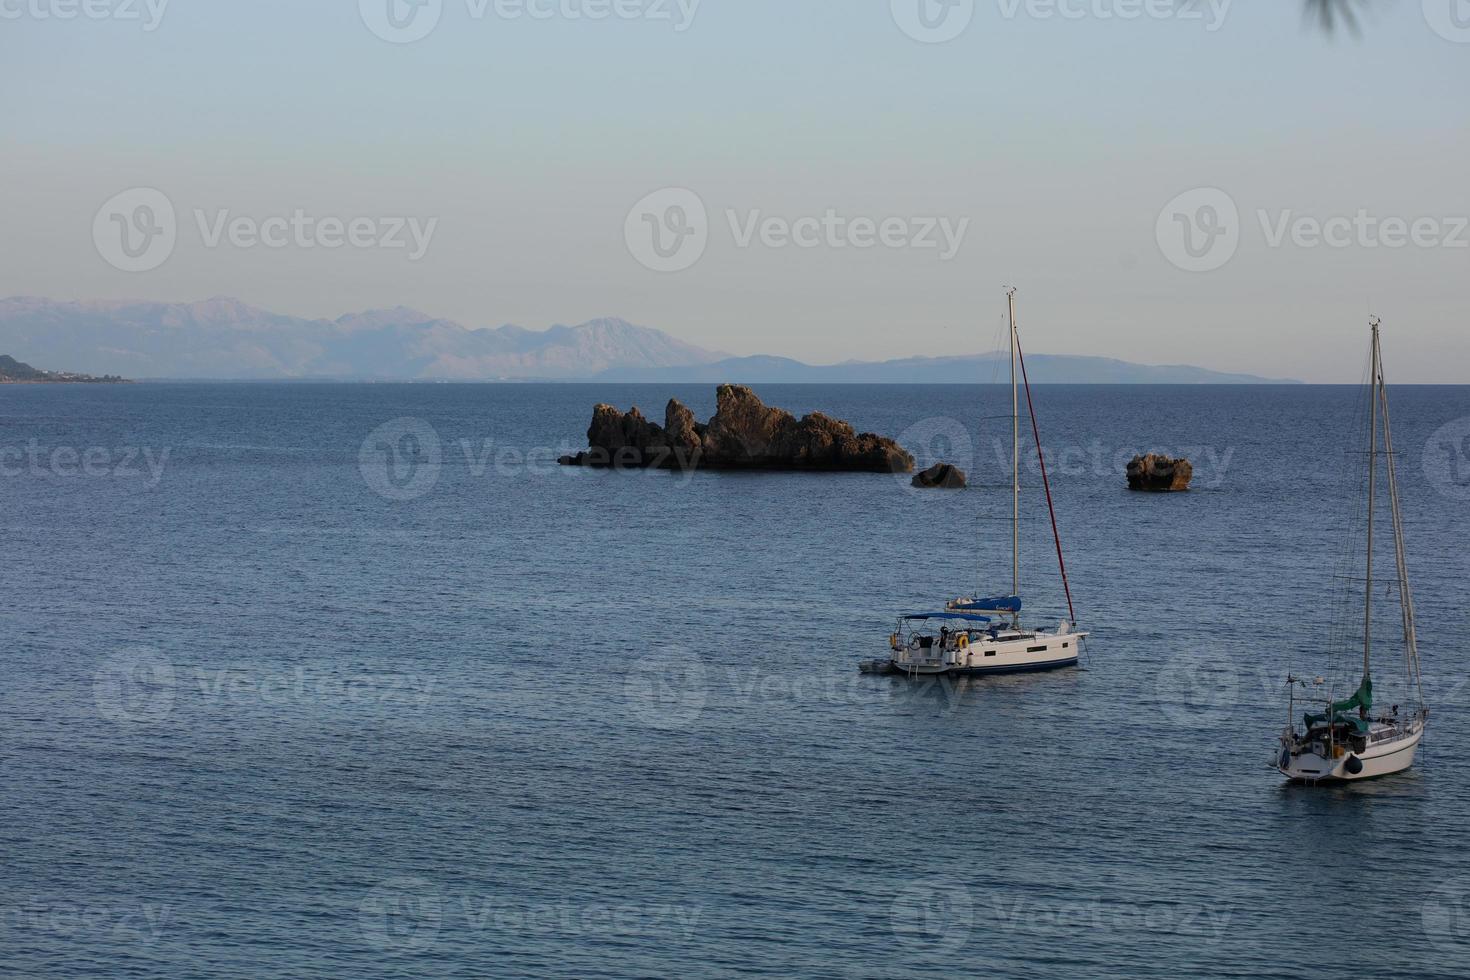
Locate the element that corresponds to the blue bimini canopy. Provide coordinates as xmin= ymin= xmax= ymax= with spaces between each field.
xmin=903 ymin=612 xmax=993 ymax=623
xmin=949 ymin=595 xmax=1022 ymax=614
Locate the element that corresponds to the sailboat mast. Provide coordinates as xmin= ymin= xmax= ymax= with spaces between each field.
xmin=1374 ymin=327 xmax=1424 ymax=703
xmin=1008 ymin=289 xmax=1020 ymax=602
xmin=1363 ymin=319 xmax=1380 ymax=683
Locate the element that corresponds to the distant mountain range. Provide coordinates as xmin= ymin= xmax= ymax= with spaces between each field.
xmin=0 ymin=297 xmax=1298 ymax=384
xmin=594 ymin=354 xmax=1294 ymax=385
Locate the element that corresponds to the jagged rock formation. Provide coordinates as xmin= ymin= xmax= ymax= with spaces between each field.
xmin=559 ymin=384 xmax=914 ymax=473
xmin=911 ymin=462 xmax=968 ymax=489
xmin=1127 ymin=453 xmax=1194 ymax=492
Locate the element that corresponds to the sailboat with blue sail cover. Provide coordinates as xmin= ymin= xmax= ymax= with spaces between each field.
xmin=863 ymin=290 xmax=1088 ymax=678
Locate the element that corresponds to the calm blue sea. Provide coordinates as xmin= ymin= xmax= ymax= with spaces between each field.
xmin=3 ymin=382 xmax=1470 ymax=979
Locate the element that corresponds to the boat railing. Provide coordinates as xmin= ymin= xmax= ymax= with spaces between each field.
xmin=1368 ymin=723 xmax=1416 ymax=746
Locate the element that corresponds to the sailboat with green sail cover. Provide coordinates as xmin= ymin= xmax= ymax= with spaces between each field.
xmin=1274 ymin=318 xmax=1429 ymax=783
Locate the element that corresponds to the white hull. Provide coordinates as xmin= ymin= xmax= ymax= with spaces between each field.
xmin=1272 ymin=322 xmax=1431 ymax=787
xmin=889 ymin=629 xmax=1084 ymax=677
xmin=1275 ymin=717 xmax=1426 ymax=783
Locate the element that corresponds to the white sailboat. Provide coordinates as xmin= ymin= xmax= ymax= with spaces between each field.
xmin=869 ymin=290 xmax=1088 ymax=678
xmin=1275 ymin=318 xmax=1429 ymax=783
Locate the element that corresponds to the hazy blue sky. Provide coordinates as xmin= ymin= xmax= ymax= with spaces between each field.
xmin=3 ymin=0 xmax=1468 ymax=381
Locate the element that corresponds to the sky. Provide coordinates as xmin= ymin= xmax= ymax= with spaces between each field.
xmin=2 ymin=0 xmax=1468 ymax=382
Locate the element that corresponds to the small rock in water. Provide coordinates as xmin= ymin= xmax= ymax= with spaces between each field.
xmin=1126 ymin=453 xmax=1193 ymax=492
xmin=911 ymin=462 xmax=968 ymax=489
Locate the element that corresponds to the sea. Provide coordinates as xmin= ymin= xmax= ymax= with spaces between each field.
xmin=3 ymin=381 xmax=1469 ymax=979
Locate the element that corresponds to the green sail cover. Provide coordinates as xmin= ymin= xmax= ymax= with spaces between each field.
xmin=1304 ymin=677 xmax=1374 ymax=732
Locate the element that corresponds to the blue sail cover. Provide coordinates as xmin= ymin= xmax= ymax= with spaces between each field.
xmin=903 ymin=612 xmax=993 ymax=623
xmin=949 ymin=595 xmax=1022 ymax=614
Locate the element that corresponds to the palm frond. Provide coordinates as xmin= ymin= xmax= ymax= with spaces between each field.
xmin=1303 ymin=0 xmax=1370 ymax=36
